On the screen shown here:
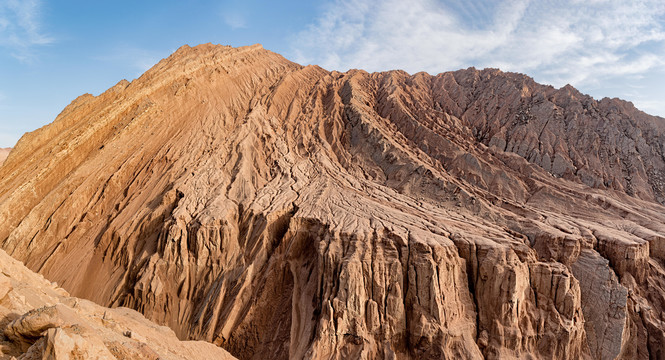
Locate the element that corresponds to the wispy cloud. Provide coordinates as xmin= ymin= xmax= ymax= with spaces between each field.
xmin=0 ymin=0 xmax=53 ymax=61
xmin=292 ymin=0 xmax=665 ymax=116
xmin=222 ymin=11 xmax=247 ymax=30
xmin=91 ymin=45 xmax=167 ymax=79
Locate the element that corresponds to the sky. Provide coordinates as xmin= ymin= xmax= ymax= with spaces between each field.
xmin=0 ymin=0 xmax=664 ymax=148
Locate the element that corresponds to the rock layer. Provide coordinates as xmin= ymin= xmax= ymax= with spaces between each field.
xmin=1 ymin=44 xmax=665 ymax=359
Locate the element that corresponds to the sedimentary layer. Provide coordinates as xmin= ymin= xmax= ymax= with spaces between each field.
xmin=1 ymin=44 xmax=664 ymax=359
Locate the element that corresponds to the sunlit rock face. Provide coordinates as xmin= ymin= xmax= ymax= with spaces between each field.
xmin=0 ymin=248 xmax=237 ymax=360
xmin=1 ymin=43 xmax=664 ymax=359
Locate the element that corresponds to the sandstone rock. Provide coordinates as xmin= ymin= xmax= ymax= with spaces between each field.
xmin=0 ymin=249 xmax=236 ymax=360
xmin=572 ymin=249 xmax=628 ymax=360
xmin=0 ymin=43 xmax=664 ymax=359
xmin=42 ymin=327 xmax=116 ymax=360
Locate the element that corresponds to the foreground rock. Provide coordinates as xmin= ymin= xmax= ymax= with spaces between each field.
xmin=0 ymin=249 xmax=236 ymax=359
xmin=0 ymin=44 xmax=664 ymax=359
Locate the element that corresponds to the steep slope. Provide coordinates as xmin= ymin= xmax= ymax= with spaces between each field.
xmin=0 ymin=43 xmax=664 ymax=359
xmin=432 ymin=70 xmax=665 ymax=204
xmin=0 ymin=249 xmax=236 ymax=359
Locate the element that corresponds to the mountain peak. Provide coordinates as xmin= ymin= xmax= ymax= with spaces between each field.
xmin=1 ymin=44 xmax=664 ymax=359
xmin=171 ymin=42 xmax=263 ymax=56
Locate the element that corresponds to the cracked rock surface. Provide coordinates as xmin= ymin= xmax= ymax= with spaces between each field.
xmin=1 ymin=44 xmax=665 ymax=359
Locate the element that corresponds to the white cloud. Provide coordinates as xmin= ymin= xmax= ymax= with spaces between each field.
xmin=0 ymin=0 xmax=53 ymax=61
xmin=91 ymin=45 xmax=167 ymax=79
xmin=292 ymin=0 xmax=665 ymax=116
xmin=222 ymin=11 xmax=247 ymax=30
xmin=633 ymin=99 xmax=665 ymax=118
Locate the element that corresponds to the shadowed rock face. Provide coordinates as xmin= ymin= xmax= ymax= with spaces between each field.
xmin=0 ymin=43 xmax=664 ymax=359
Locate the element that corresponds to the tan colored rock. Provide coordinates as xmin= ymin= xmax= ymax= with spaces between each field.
xmin=0 ymin=249 xmax=236 ymax=360
xmin=0 ymin=43 xmax=664 ymax=359
xmin=42 ymin=327 xmax=116 ymax=360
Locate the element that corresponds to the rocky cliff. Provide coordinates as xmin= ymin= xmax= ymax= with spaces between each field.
xmin=0 ymin=248 xmax=236 ymax=359
xmin=0 ymin=43 xmax=664 ymax=359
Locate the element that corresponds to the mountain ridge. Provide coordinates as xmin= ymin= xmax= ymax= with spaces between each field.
xmin=1 ymin=43 xmax=664 ymax=359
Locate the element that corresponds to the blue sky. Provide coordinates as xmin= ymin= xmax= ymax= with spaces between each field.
xmin=1 ymin=0 xmax=664 ymax=148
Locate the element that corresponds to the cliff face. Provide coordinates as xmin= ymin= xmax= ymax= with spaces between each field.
xmin=0 ymin=43 xmax=664 ymax=359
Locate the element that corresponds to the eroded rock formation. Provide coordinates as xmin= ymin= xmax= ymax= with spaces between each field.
xmin=0 ymin=248 xmax=236 ymax=359
xmin=0 ymin=43 xmax=664 ymax=359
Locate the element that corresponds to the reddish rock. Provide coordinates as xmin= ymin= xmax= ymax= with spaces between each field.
xmin=0 ymin=44 xmax=664 ymax=359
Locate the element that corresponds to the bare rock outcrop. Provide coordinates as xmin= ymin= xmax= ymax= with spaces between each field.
xmin=0 ymin=249 xmax=236 ymax=359
xmin=572 ymin=249 xmax=628 ymax=360
xmin=1 ymin=43 xmax=664 ymax=359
